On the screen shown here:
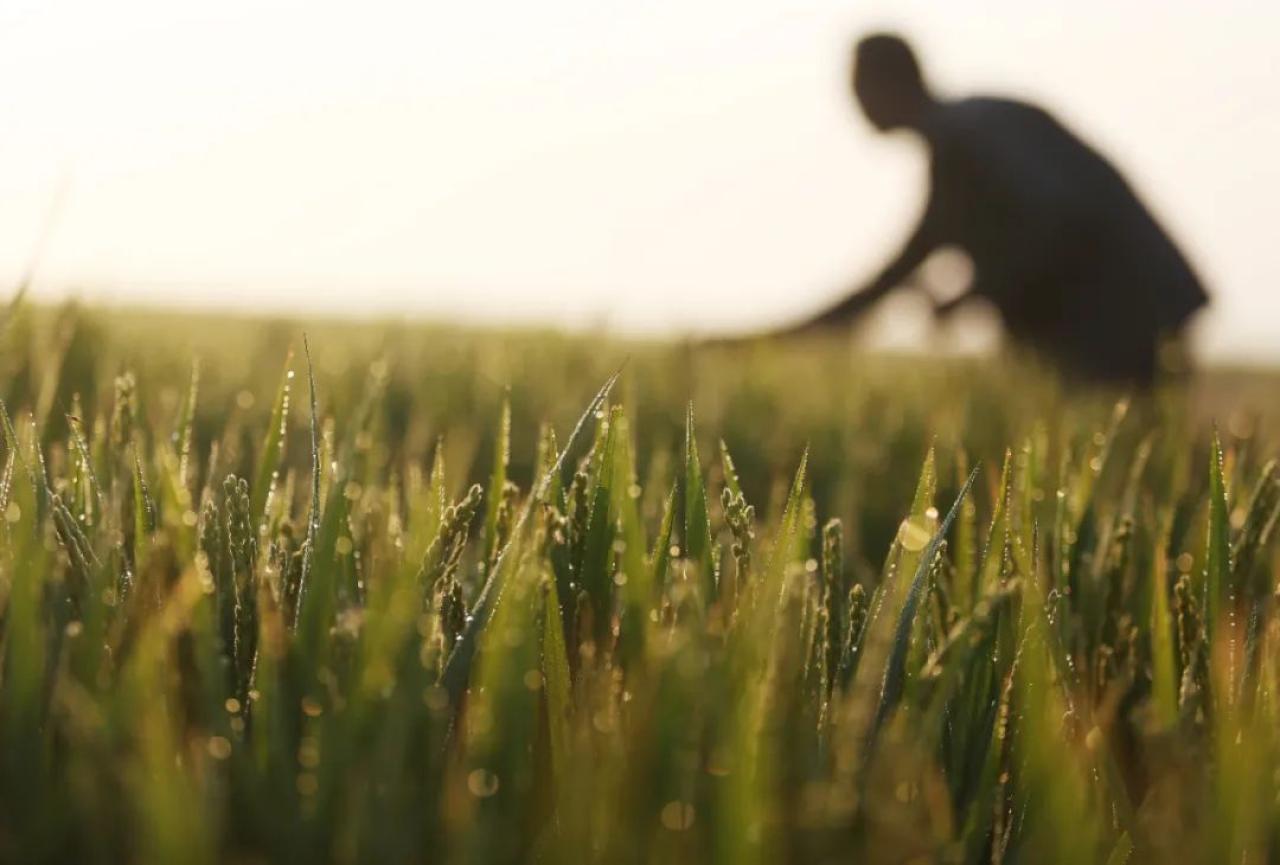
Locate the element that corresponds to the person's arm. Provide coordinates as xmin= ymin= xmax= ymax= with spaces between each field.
xmin=932 ymin=287 xmax=975 ymax=320
xmin=787 ymin=211 xmax=939 ymax=334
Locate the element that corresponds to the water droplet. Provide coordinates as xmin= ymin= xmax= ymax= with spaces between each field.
xmin=660 ymin=801 xmax=695 ymax=831
xmin=467 ymin=769 xmax=500 ymax=798
xmin=898 ymin=518 xmax=932 ymax=552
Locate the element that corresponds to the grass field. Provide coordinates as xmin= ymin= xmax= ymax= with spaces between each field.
xmin=2 ymin=302 xmax=1280 ymax=863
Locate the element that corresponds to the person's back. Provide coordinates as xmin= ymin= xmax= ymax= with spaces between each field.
xmin=788 ymin=34 xmax=1208 ymax=385
xmin=921 ymin=95 xmax=1206 ymax=378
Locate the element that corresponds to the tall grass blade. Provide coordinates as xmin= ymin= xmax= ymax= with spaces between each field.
xmin=482 ymin=393 xmax=511 ymax=564
xmin=683 ymin=403 xmax=716 ymax=604
xmin=870 ymin=464 xmax=980 ymax=744
xmin=250 ymin=350 xmax=292 ymax=531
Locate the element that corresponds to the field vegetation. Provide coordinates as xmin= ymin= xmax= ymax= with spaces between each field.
xmin=1 ymin=303 xmax=1279 ymax=863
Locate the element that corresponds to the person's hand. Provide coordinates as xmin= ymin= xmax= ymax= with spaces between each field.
xmin=931 ymin=293 xmax=968 ymax=322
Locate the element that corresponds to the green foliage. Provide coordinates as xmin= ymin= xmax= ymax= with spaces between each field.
xmin=2 ymin=306 xmax=1280 ymax=863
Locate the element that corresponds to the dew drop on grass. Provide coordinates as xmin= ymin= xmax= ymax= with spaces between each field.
xmin=898 ymin=517 xmax=932 ymax=552
xmin=467 ymin=769 xmax=500 ymax=798
xmin=660 ymin=801 xmax=695 ymax=831
xmin=298 ymin=738 xmax=320 ymax=769
xmin=207 ymin=737 xmax=232 ymax=760
xmin=423 ymin=687 xmax=449 ymax=712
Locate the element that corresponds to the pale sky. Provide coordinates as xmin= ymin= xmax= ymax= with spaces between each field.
xmin=2 ymin=1 xmax=1278 ymax=359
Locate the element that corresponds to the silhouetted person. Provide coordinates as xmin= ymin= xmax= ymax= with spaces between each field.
xmin=791 ymin=34 xmax=1208 ymax=384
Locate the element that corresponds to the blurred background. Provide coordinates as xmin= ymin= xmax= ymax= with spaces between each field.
xmin=2 ymin=0 xmax=1277 ymax=361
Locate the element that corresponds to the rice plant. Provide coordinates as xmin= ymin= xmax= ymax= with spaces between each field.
xmin=1 ymin=304 xmax=1280 ymax=863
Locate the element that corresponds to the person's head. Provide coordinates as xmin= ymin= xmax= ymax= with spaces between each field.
xmin=852 ymin=33 xmax=932 ymax=131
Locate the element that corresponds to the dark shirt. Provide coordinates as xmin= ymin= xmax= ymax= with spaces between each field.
xmin=917 ymin=97 xmax=1207 ymax=356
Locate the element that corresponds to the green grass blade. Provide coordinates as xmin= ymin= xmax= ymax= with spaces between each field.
xmin=1204 ymin=428 xmax=1231 ymax=651
xmin=294 ymin=334 xmax=322 ymax=636
xmin=0 ymin=401 xmax=45 ymax=528
xmin=649 ymin=483 xmax=677 ymax=596
xmin=1150 ymin=516 xmax=1179 ymax=727
xmin=579 ymin=406 xmax=619 ymax=645
xmin=612 ymin=411 xmax=651 ymax=667
xmin=250 ymin=350 xmax=292 ymax=532
xmin=870 ymin=464 xmax=980 ymax=743
xmin=908 ymin=443 xmax=936 ymax=520
xmin=683 ymin=403 xmax=716 ymax=604
xmin=482 ymin=393 xmax=511 ymax=564
xmin=719 ymin=438 xmax=743 ymax=500
xmin=541 ymin=553 xmax=573 ymax=787
xmin=174 ymin=357 xmax=200 ymax=493
xmin=763 ymin=446 xmax=809 ymax=609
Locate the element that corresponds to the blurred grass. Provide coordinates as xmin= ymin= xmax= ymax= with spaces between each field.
xmin=1 ymin=301 xmax=1280 ymax=863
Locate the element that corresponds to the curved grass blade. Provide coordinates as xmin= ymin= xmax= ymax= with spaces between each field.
xmin=869 ymin=464 xmax=980 ymax=745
